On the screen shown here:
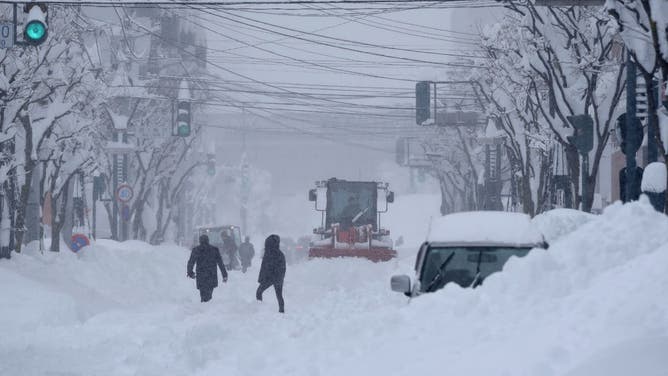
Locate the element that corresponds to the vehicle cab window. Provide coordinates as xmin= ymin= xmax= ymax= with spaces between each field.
xmin=419 ymin=246 xmax=532 ymax=293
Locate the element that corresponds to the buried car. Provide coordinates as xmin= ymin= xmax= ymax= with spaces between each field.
xmin=391 ymin=211 xmax=548 ymax=297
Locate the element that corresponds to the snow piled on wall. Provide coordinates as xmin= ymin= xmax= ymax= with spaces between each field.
xmin=1 ymin=201 xmax=668 ymax=376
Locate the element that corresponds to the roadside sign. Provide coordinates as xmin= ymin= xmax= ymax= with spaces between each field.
xmin=0 ymin=22 xmax=14 ymax=49
xmin=70 ymin=234 xmax=90 ymax=253
xmin=121 ymin=204 xmax=131 ymax=222
xmin=116 ymin=184 xmax=133 ymax=203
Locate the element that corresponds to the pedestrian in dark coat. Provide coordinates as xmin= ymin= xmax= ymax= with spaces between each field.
xmin=256 ymin=234 xmax=286 ymax=313
xmin=187 ymin=234 xmax=228 ymax=302
xmin=222 ymin=232 xmax=240 ymax=270
xmin=239 ymin=236 xmax=255 ymax=273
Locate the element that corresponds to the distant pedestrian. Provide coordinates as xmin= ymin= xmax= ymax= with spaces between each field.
xmin=222 ymin=231 xmax=240 ymax=270
xmin=239 ymin=236 xmax=255 ymax=273
xmin=187 ymin=234 xmax=228 ymax=302
xmin=256 ymin=234 xmax=286 ymax=313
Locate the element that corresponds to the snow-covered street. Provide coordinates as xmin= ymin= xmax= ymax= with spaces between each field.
xmin=2 ymin=200 xmax=667 ymax=376
xmin=2 ymin=0 xmax=668 ymax=374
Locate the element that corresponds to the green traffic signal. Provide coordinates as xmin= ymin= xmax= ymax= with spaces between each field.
xmin=176 ymin=100 xmax=191 ymax=137
xmin=177 ymin=122 xmax=190 ymax=137
xmin=24 ymin=4 xmax=48 ymax=46
xmin=25 ymin=20 xmax=46 ymax=44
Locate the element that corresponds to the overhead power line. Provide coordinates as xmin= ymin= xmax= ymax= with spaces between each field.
xmin=197 ymin=8 xmax=488 ymax=62
xmin=0 ymin=0 xmax=501 ymax=6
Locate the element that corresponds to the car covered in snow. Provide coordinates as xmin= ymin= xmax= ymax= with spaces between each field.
xmin=391 ymin=211 xmax=548 ymax=297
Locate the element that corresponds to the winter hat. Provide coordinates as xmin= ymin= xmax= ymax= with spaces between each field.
xmin=265 ymin=234 xmax=280 ymax=250
xmin=199 ymin=234 xmax=210 ymax=245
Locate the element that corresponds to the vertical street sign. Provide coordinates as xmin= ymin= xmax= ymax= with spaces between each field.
xmin=0 ymin=22 xmax=14 ymax=49
xmin=625 ymin=53 xmax=640 ymax=203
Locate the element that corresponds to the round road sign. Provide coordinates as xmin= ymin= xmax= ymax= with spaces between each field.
xmin=70 ymin=234 xmax=90 ymax=253
xmin=116 ymin=184 xmax=134 ymax=203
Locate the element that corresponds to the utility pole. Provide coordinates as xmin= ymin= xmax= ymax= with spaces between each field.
xmin=644 ymin=76 xmax=659 ymax=164
xmin=625 ymin=52 xmax=641 ymax=202
xmin=112 ymin=130 xmax=128 ymax=241
xmin=240 ymin=108 xmax=249 ymax=235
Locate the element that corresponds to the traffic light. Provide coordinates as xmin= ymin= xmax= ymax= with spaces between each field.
xmin=415 ymin=81 xmax=431 ymax=125
xmin=206 ymin=153 xmax=215 ymax=176
xmin=176 ymin=101 xmax=191 ymax=137
xmin=615 ymin=113 xmax=643 ymax=156
xmin=24 ymin=3 xmax=48 ymax=46
xmin=93 ymin=176 xmax=105 ymax=201
xmin=566 ymin=114 xmax=593 ymax=154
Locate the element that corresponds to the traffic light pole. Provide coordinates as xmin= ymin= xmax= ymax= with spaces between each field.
xmin=581 ymin=153 xmax=589 ymax=211
xmin=646 ymin=76 xmax=659 ymax=164
xmin=625 ymin=52 xmax=639 ymax=202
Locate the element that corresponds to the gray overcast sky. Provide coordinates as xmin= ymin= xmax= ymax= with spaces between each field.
xmin=197 ymin=5 xmax=499 ymax=195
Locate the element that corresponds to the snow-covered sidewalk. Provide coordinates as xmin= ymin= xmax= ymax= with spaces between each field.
xmin=1 ymin=200 xmax=667 ymax=376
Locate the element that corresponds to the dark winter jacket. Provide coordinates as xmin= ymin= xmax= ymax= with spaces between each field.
xmin=222 ymin=235 xmax=238 ymax=255
xmin=239 ymin=241 xmax=255 ymax=267
xmin=188 ymin=239 xmax=228 ymax=290
xmin=258 ymin=235 xmax=286 ymax=285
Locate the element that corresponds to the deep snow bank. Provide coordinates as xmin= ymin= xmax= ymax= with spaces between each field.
xmin=532 ymin=207 xmax=596 ymax=243
xmin=380 ymin=199 xmax=668 ymax=376
xmin=1 ymin=200 xmax=667 ymax=376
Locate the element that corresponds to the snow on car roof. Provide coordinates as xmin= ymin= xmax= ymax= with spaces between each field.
xmin=427 ymin=211 xmax=545 ymax=247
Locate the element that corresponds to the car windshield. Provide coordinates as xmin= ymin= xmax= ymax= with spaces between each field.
xmin=420 ymin=246 xmax=532 ymax=291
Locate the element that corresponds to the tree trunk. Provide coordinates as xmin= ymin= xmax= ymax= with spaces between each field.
xmin=565 ymin=146 xmax=580 ymax=209
xmin=50 ymin=219 xmax=63 ymax=253
xmin=149 ymin=182 xmax=167 ymax=245
xmin=536 ymin=153 xmax=552 ymax=214
xmin=50 ymin=179 xmax=71 ymax=253
xmin=14 ymin=113 xmax=35 ymax=253
xmin=521 ymin=145 xmax=536 ymax=215
xmin=103 ymin=201 xmax=116 ymax=240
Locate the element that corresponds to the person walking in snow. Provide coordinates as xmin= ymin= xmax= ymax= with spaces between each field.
xmin=256 ymin=234 xmax=286 ymax=313
xmin=221 ymin=231 xmax=240 ymax=270
xmin=239 ymin=236 xmax=255 ymax=273
xmin=187 ymin=234 xmax=228 ymax=303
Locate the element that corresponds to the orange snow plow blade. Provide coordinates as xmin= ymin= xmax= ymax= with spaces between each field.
xmin=308 ymin=247 xmax=397 ymax=262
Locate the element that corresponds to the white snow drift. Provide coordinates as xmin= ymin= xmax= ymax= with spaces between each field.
xmin=1 ymin=199 xmax=667 ymax=376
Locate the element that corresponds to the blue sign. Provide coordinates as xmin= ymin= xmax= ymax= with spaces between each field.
xmin=121 ymin=204 xmax=131 ymax=222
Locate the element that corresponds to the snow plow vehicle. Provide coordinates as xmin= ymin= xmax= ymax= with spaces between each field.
xmin=308 ymin=178 xmax=396 ymax=262
xmin=192 ymin=225 xmax=242 ymax=270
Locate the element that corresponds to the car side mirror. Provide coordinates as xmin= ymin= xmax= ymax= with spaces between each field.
xmin=387 ymin=191 xmax=395 ymax=203
xmin=308 ymin=189 xmax=317 ymax=202
xmin=391 ymin=274 xmax=411 ymax=295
